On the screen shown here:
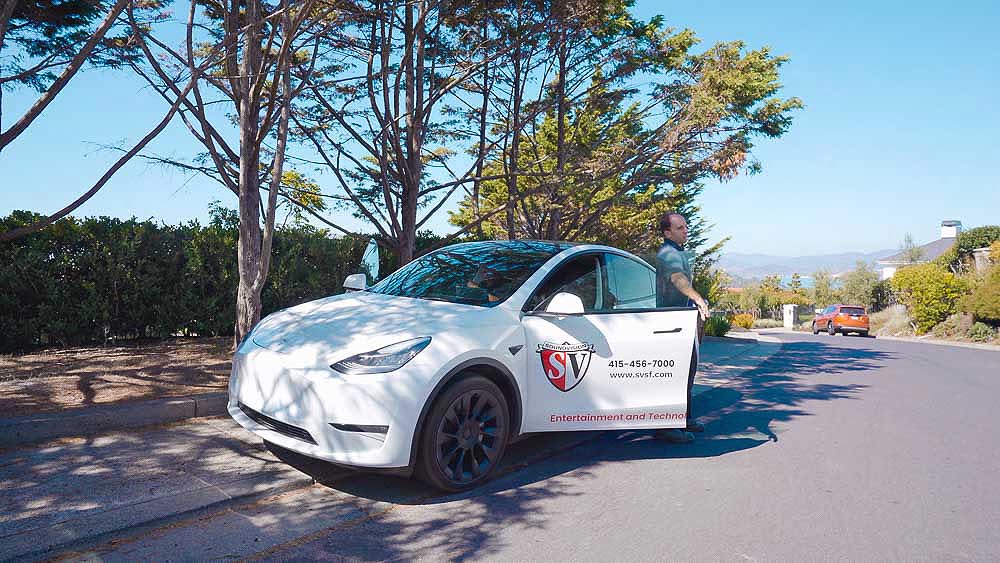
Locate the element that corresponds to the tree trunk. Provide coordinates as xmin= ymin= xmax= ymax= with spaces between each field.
xmin=399 ymin=0 xmax=424 ymax=265
xmin=505 ymin=32 xmax=524 ymax=241
xmin=472 ymin=19 xmax=490 ymax=239
xmin=234 ymin=0 xmax=264 ymax=348
xmin=549 ymin=31 xmax=568 ymax=241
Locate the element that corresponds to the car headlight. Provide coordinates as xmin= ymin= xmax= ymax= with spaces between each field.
xmin=330 ymin=337 xmax=432 ymax=374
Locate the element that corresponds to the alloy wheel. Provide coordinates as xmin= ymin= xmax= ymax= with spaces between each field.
xmin=435 ymin=389 xmax=505 ymax=484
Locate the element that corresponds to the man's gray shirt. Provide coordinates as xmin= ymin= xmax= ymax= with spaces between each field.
xmin=655 ymin=239 xmax=692 ymax=308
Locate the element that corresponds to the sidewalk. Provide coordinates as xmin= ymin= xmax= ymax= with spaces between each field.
xmin=0 ymin=333 xmax=784 ymax=449
xmin=0 ymin=417 xmax=318 ymax=561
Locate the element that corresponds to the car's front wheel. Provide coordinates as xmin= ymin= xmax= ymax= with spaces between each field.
xmin=828 ymin=322 xmax=836 ymax=335
xmin=812 ymin=322 xmax=819 ymax=335
xmin=415 ymin=375 xmax=510 ymax=492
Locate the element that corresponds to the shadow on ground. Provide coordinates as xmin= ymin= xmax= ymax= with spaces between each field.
xmin=0 ymin=338 xmax=230 ymax=416
xmin=0 ymin=418 xmax=279 ymax=557
xmin=261 ymin=338 xmax=894 ymax=560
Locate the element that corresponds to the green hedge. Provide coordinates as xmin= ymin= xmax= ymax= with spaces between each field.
xmin=890 ymin=263 xmax=967 ymax=334
xmin=0 ymin=209 xmax=377 ymax=352
xmin=936 ymin=225 xmax=1000 ymax=272
xmin=959 ymin=264 xmax=1000 ymax=324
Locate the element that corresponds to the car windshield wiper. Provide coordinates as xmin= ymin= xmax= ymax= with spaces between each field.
xmin=419 ymin=295 xmax=483 ymax=305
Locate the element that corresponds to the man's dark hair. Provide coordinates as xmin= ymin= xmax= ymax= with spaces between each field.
xmin=658 ymin=212 xmax=685 ymax=233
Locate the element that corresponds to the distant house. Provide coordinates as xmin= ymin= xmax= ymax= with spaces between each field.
xmin=877 ymin=220 xmax=961 ymax=280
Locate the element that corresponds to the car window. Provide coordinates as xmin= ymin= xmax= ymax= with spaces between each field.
xmin=840 ymin=307 xmax=866 ymax=316
xmin=368 ymin=241 xmax=564 ymax=307
xmin=525 ymin=255 xmax=602 ymax=312
xmin=604 ymin=253 xmax=656 ymax=310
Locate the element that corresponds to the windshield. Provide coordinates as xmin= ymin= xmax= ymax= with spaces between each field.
xmin=840 ymin=307 xmax=866 ymax=316
xmin=368 ymin=241 xmax=571 ymax=307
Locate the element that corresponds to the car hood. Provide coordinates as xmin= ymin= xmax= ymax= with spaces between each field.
xmin=249 ymin=291 xmax=507 ymax=367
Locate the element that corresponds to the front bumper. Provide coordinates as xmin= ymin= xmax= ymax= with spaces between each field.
xmin=227 ymin=343 xmax=431 ymax=468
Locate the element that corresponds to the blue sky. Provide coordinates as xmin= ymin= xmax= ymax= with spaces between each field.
xmin=2 ymin=0 xmax=998 ymax=256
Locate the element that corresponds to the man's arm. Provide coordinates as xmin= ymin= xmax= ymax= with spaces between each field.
xmin=670 ymin=271 xmax=709 ymax=320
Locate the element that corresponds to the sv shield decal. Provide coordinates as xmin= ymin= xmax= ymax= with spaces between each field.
xmin=537 ymin=341 xmax=595 ymax=392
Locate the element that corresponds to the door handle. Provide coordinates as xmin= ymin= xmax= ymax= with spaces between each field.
xmin=653 ymin=328 xmax=682 ymax=334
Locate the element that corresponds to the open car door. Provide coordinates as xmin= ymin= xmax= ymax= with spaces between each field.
xmin=520 ymin=252 xmax=699 ymax=432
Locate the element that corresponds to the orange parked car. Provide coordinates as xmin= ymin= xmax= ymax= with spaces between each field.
xmin=812 ymin=304 xmax=870 ymax=336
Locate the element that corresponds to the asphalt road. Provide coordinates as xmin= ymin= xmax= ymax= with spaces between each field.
xmin=17 ymin=333 xmax=1000 ymax=561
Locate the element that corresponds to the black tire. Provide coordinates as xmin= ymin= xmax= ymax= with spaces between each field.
xmin=415 ymin=375 xmax=510 ymax=492
xmin=859 ymin=330 xmax=869 ymax=338
xmin=827 ymin=322 xmax=836 ymax=336
xmin=812 ymin=322 xmax=819 ymax=335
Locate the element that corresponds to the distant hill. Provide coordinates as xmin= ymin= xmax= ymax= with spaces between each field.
xmin=717 ymin=249 xmax=894 ymax=284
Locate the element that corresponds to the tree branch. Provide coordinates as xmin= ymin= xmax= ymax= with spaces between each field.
xmin=0 ymin=68 xmax=206 ymax=241
xmin=0 ymin=0 xmax=129 ymax=152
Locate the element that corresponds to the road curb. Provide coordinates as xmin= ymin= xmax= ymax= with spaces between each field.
xmin=9 ymin=470 xmax=314 ymax=562
xmin=0 ymin=391 xmax=228 ymax=450
xmin=868 ymin=335 xmax=1000 ymax=352
xmin=759 ymin=327 xmax=1000 ymax=352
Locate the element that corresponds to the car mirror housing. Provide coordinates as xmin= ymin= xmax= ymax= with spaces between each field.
xmin=344 ymin=273 xmax=367 ymax=292
xmin=544 ymin=292 xmax=585 ymax=315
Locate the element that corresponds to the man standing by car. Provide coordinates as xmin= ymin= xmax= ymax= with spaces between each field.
xmin=655 ymin=211 xmax=710 ymax=444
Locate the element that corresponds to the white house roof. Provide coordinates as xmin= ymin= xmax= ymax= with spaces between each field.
xmin=877 ymin=237 xmax=957 ymax=265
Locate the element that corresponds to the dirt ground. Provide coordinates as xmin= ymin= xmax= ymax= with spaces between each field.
xmin=0 ymin=338 xmax=232 ymax=418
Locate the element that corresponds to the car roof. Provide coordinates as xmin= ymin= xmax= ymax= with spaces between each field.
xmin=434 ymin=239 xmax=644 ymax=268
xmin=443 ymin=240 xmax=579 ymax=253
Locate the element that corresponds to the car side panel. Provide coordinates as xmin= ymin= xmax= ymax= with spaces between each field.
xmin=521 ymin=309 xmax=698 ymax=432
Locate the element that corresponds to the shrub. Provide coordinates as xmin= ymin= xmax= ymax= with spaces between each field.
xmin=871 ymin=279 xmax=898 ymax=312
xmin=937 ymin=225 xmax=1000 ymax=272
xmin=732 ymin=313 xmax=754 ymax=329
xmin=869 ymin=305 xmax=914 ymax=337
xmin=890 ymin=264 xmax=967 ymax=334
xmin=0 ymin=209 xmax=375 ymax=353
xmin=752 ymin=318 xmax=783 ymax=329
xmin=931 ymin=313 xmax=973 ymax=339
xmin=958 ymin=265 xmax=1000 ymax=323
xmin=704 ymin=316 xmax=731 ymax=337
xmin=967 ymin=322 xmax=996 ymax=343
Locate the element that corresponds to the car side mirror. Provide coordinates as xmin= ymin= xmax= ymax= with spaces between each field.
xmin=545 ymin=292 xmax=584 ymax=315
xmin=344 ymin=273 xmax=367 ymax=292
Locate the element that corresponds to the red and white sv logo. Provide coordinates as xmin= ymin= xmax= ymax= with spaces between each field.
xmin=537 ymin=341 xmax=595 ymax=392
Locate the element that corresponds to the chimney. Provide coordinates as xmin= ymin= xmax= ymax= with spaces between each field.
xmin=941 ymin=220 xmax=962 ymax=239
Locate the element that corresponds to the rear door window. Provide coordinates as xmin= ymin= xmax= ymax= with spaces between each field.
xmin=603 ymin=253 xmax=656 ymax=310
